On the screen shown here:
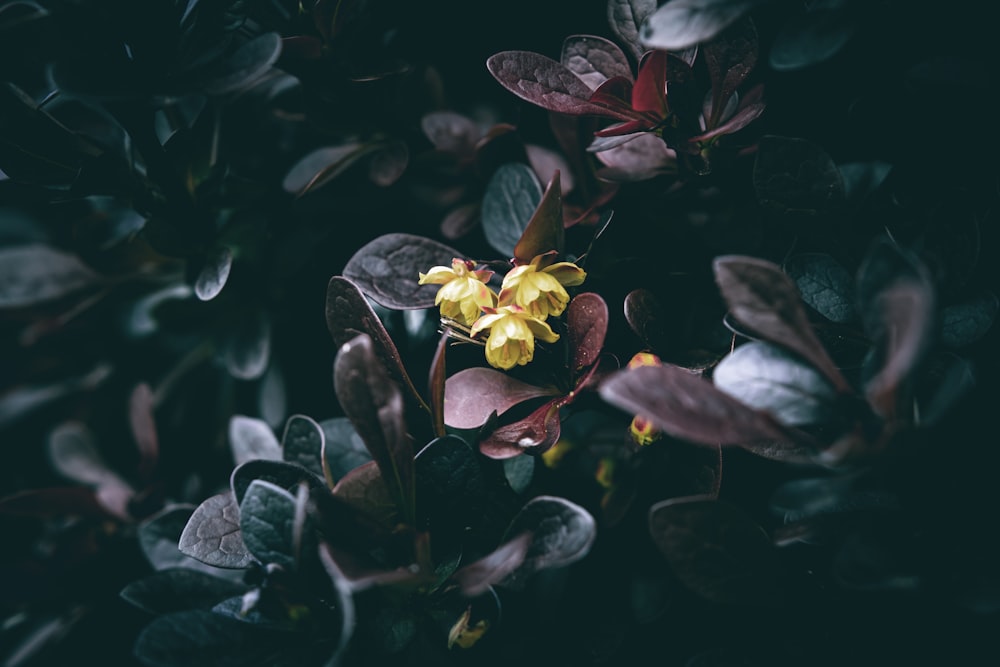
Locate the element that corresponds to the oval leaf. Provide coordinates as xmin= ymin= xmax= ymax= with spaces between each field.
xmin=0 ymin=244 xmax=100 ymax=308
xmin=608 ymin=0 xmax=658 ymax=62
xmin=228 ymin=415 xmax=282 ymax=466
xmin=561 ymin=34 xmax=633 ymax=90
xmin=239 ymin=479 xmax=299 ymax=570
xmin=752 ymin=135 xmax=845 ymax=214
xmin=222 ymin=309 xmax=271 ymax=380
xmin=197 ymin=32 xmax=283 ymax=95
xmin=481 ymin=162 xmax=543 ymax=258
xmin=769 ymin=10 xmax=855 ymax=72
xmin=281 ymin=414 xmax=325 ymax=477
xmin=783 ymin=253 xmax=856 ymax=323
xmin=444 ymin=367 xmax=558 ymax=430
xmin=120 ymin=569 xmax=248 ymax=615
xmin=194 ymin=246 xmax=233 ymax=301
xmin=342 ymin=233 xmax=466 ymax=309
xmin=178 ymin=492 xmax=254 ymax=569
xmin=514 ymin=169 xmax=565 ymax=263
xmin=499 ymin=495 xmax=596 ymax=589
xmin=567 ymin=292 xmax=608 ymax=372
xmin=320 ymin=417 xmax=373 ymax=485
xmin=639 ymin=0 xmax=763 ymax=51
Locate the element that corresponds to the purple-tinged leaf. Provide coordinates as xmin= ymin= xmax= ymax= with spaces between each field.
xmin=752 ymin=135 xmax=845 ymax=213
xmin=588 ymin=131 xmax=645 ymax=153
xmin=599 ymin=364 xmax=815 ymax=460
xmin=453 ymin=532 xmax=533 ymax=597
xmin=196 ymin=32 xmax=282 ymax=96
xmin=129 ymin=383 xmax=159 ymax=483
xmin=281 ymin=414 xmax=325 ymax=478
xmin=46 ymin=421 xmax=116 ymax=487
xmin=783 ymin=252 xmax=856 ymax=323
xmin=639 ymin=0 xmax=764 ymax=51
xmin=343 ymin=233 xmax=466 ymax=310
xmin=482 ymin=162 xmax=543 ymax=258
xmin=479 ymin=399 xmax=563 ymax=459
xmin=441 ymin=202 xmax=480 ymax=240
xmin=326 ymin=276 xmax=427 ymax=411
xmin=593 ymin=118 xmax=649 ymax=138
xmin=690 ymin=94 xmax=765 ymax=142
xmin=514 ymin=170 xmax=565 ymax=263
xmin=587 ymin=76 xmax=636 ymax=117
xmin=0 ymin=244 xmax=100 ymax=309
xmin=624 ymin=288 xmax=671 ymax=351
xmin=0 ymin=486 xmax=112 ymax=519
xmin=703 ymin=15 xmax=759 ymax=129
xmin=120 ymin=569 xmax=248 ymax=615
xmin=222 ymin=309 xmax=270 ymax=380
xmin=713 ymin=255 xmax=851 ymax=393
xmin=487 ymin=51 xmax=636 ymax=119
xmin=560 ymin=35 xmax=633 ymax=90
xmin=430 ymin=334 xmax=448 ymax=438
xmin=608 ymin=0 xmax=658 ymax=62
xmin=281 ymin=142 xmax=372 ymax=197
xmin=769 ymin=9 xmax=855 ymax=72
xmin=421 ymin=111 xmax=481 ymax=154
xmin=332 ymin=460 xmax=398 ymax=528
xmin=444 ymin=367 xmax=558 ymax=430
xmin=648 ymin=494 xmax=778 ymax=605
xmin=137 ymin=505 xmax=246 ymax=580
xmin=334 ymin=333 xmax=415 ymax=523
xmin=595 ymin=133 xmax=676 ymax=181
xmin=567 ymin=292 xmax=608 ymax=372
xmin=178 ymin=492 xmax=254 ymax=569
xmin=500 ymin=496 xmax=596 ymax=589
xmin=367 ymin=140 xmax=409 ymax=187
xmin=713 ymin=341 xmax=838 ymax=426
xmin=0 ymin=363 xmax=111 ymax=429
xmin=194 ymin=246 xmax=232 ymax=301
xmin=941 ymin=291 xmax=997 ymax=348
xmin=228 ymin=415 xmax=281 ymax=467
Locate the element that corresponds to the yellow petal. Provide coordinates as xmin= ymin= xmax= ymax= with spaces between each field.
xmin=524 ymin=316 xmax=559 ymax=343
xmin=418 ymin=266 xmax=457 ymax=285
xmin=543 ymin=262 xmax=587 ymax=287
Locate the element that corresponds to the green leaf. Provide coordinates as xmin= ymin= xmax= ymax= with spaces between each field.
xmin=120 ymin=569 xmax=248 ymax=615
xmin=0 ymin=244 xmax=100 ymax=308
xmin=319 ymin=417 xmax=373 ymax=485
xmin=229 ymin=415 xmax=282 ymax=466
xmin=281 ymin=414 xmax=325 ymax=478
xmin=752 ymin=135 xmax=845 ymax=214
xmin=481 ymin=163 xmax=542 ymax=258
xmin=784 ymin=253 xmax=856 ymax=323
xmin=500 ymin=495 xmax=596 ymax=589
xmin=239 ymin=480 xmax=299 ymax=571
xmin=133 ymin=610 xmax=288 ymax=667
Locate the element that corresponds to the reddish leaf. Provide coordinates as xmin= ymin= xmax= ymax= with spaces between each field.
xmin=0 ymin=486 xmax=111 ymax=519
xmin=691 ymin=87 xmax=765 ymax=142
xmin=587 ymin=76 xmax=638 ymax=118
xmin=704 ymin=15 xmax=759 ymax=129
xmin=129 ymin=382 xmax=159 ymax=483
xmin=713 ymin=255 xmax=851 ymax=393
xmin=429 ymin=334 xmax=448 ymax=438
xmin=487 ymin=51 xmax=635 ymax=120
xmin=648 ymin=495 xmax=779 ymax=605
xmin=631 ymin=50 xmax=667 ymax=115
xmin=421 ymin=111 xmax=481 ymax=154
xmin=444 ymin=367 xmax=559 ymax=430
xmin=624 ymin=288 xmax=670 ymax=351
xmin=567 ymin=292 xmax=608 ymax=372
xmin=599 ymin=364 xmax=815 ymax=460
xmin=326 ymin=276 xmax=428 ymax=412
xmin=332 ymin=460 xmax=398 ymax=530
xmin=479 ymin=399 xmax=563 ymax=459
xmin=514 ymin=170 xmax=565 ymax=263
xmin=334 ymin=334 xmax=414 ymax=524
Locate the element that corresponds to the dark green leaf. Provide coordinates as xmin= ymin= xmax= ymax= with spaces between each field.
xmin=640 ymin=0 xmax=765 ymax=51
xmin=648 ymin=495 xmax=778 ymax=604
xmin=319 ymin=417 xmax=373 ymax=484
xmin=503 ymin=455 xmax=535 ymax=495
xmin=228 ymin=415 xmax=282 ymax=466
xmin=703 ymin=15 xmax=758 ymax=129
xmin=239 ymin=480 xmax=299 ymax=570
xmin=784 ymin=253 xmax=856 ymax=323
xmin=230 ymin=459 xmax=327 ymax=506
xmin=197 ymin=32 xmax=282 ymax=95
xmin=194 ymin=246 xmax=233 ymax=301
xmin=179 ymin=492 xmax=254 ymax=569
xmin=333 ymin=333 xmax=415 ymax=524
xmin=941 ymin=291 xmax=997 ymax=348
xmin=222 ymin=310 xmax=271 ymax=381
xmin=769 ymin=9 xmax=855 ymax=71
xmin=608 ymin=0 xmax=658 ymax=62
xmin=342 ymin=233 xmax=466 ymax=309
xmin=282 ymin=142 xmax=372 ymax=196
xmin=133 ymin=610 xmax=288 ymax=667
xmin=481 ymin=163 xmax=543 ymax=258
xmin=752 ymin=135 xmax=845 ymax=214
xmin=367 ymin=139 xmax=409 ymax=186
xmin=500 ymin=495 xmax=596 ymax=589
xmin=452 ymin=532 xmax=533 ymax=597
xmin=121 ymin=569 xmax=248 ymax=615
xmin=713 ymin=341 xmax=837 ymax=426
xmin=0 ymin=244 xmax=100 ymax=308
xmin=281 ymin=414 xmax=325 ymax=478
xmin=624 ymin=287 xmax=671 ymax=352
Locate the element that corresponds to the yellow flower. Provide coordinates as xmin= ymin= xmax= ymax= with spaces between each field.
xmin=418 ymin=258 xmax=497 ymax=326
xmin=626 ymin=352 xmax=663 ymax=446
xmin=470 ymin=305 xmax=559 ymax=370
xmin=498 ymin=251 xmax=586 ymax=320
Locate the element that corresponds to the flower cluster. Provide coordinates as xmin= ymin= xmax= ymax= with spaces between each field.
xmin=419 ymin=252 xmax=586 ymax=370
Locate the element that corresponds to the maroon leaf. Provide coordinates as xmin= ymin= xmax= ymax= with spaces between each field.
xmin=331 ymin=460 xmax=398 ymax=529
xmin=429 ymin=334 xmax=448 ymax=438
xmin=129 ymin=382 xmax=159 ymax=483
xmin=514 ymin=170 xmax=565 ymax=263
xmin=713 ymin=255 xmax=851 ymax=393
xmin=608 ymin=0 xmax=658 ymax=63
xmin=587 ymin=76 xmax=637 ymax=118
xmin=334 ymin=334 xmax=415 ymax=524
xmin=599 ymin=364 xmax=815 ymax=460
xmin=487 ymin=51 xmax=635 ymax=120
xmin=624 ymin=288 xmax=670 ymax=351
xmin=326 ymin=276 xmax=428 ymax=412
xmin=648 ymin=494 xmax=779 ymax=605
xmin=703 ymin=15 xmax=759 ymax=129
xmin=367 ymin=140 xmax=409 ymax=187
xmin=567 ymin=292 xmax=608 ymax=372
xmin=0 ymin=486 xmax=112 ymax=519
xmin=452 ymin=532 xmax=533 ymax=597
xmin=479 ymin=399 xmax=563 ymax=459
xmin=444 ymin=367 xmax=558 ymax=430
xmin=421 ymin=111 xmax=481 ymax=155
xmin=631 ymin=50 xmax=667 ymax=115
xmin=342 ymin=233 xmax=466 ymax=310
xmin=560 ymin=35 xmax=633 ymax=90
xmin=691 ymin=87 xmax=765 ymax=142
